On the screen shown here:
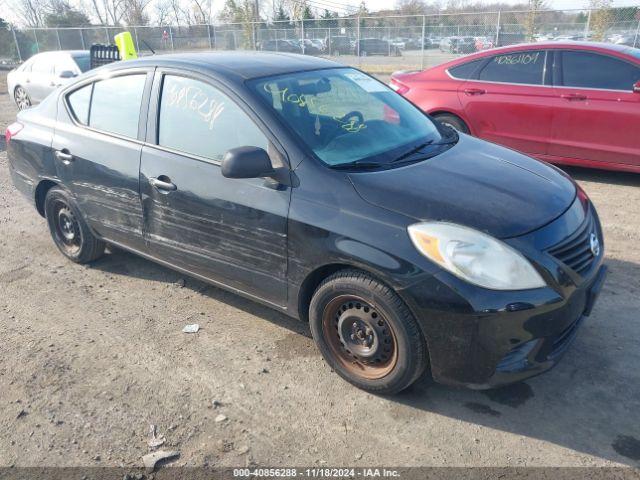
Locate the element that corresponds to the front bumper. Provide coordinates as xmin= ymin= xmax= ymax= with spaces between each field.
xmin=398 ymin=197 xmax=607 ymax=389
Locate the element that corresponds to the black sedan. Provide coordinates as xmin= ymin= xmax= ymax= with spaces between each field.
xmin=6 ymin=52 xmax=607 ymax=394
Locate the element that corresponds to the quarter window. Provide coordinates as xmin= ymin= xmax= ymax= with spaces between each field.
xmin=560 ymin=51 xmax=640 ymax=90
xmin=89 ymin=75 xmax=146 ymax=138
xmin=67 ymin=84 xmax=92 ymax=125
xmin=478 ymin=50 xmax=545 ymax=85
xmin=448 ymin=59 xmax=486 ymax=79
xmin=158 ymin=75 xmax=268 ymax=161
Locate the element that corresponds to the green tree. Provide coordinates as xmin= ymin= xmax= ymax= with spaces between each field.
xmin=43 ymin=0 xmax=92 ymax=27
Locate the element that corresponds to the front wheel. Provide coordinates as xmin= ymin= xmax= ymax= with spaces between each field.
xmin=309 ymin=270 xmax=428 ymax=394
xmin=14 ymin=86 xmax=31 ymax=110
xmin=44 ymin=187 xmax=106 ymax=263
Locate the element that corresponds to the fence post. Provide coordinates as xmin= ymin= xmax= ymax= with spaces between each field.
xmin=301 ymin=19 xmax=305 ymax=54
xmin=11 ymin=26 xmax=22 ymax=62
xmin=133 ymin=26 xmax=139 ymax=52
xmin=56 ymin=29 xmax=62 ymax=49
xmin=207 ymin=24 xmax=213 ymax=49
xmin=495 ymin=10 xmax=501 ymax=46
xmin=635 ymin=17 xmax=640 ymax=48
xmin=356 ymin=16 xmax=360 ymax=63
xmin=33 ymin=29 xmax=39 ymax=53
xmin=420 ymin=14 xmax=426 ymax=70
xmin=79 ymin=29 xmax=86 ymax=49
xmin=584 ymin=8 xmax=592 ymax=40
xmin=169 ymin=26 xmax=174 ymax=50
xmin=104 ymin=27 xmax=109 ymax=44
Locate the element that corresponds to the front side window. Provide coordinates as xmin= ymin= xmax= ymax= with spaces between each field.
xmin=250 ymin=68 xmax=445 ymax=167
xmin=560 ymin=51 xmax=640 ymax=91
xmin=478 ymin=50 xmax=545 ymax=85
xmin=72 ymin=54 xmax=91 ymax=73
xmin=158 ymin=75 xmax=268 ymax=161
xmin=89 ymin=74 xmax=146 ymax=138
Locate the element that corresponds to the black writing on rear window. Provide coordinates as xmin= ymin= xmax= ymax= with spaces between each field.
xmin=478 ymin=50 xmax=545 ymax=85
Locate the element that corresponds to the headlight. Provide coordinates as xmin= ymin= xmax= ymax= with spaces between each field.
xmin=408 ymin=222 xmax=546 ymax=290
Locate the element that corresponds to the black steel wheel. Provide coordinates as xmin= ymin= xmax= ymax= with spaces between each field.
xmin=44 ymin=187 xmax=105 ymax=263
xmin=433 ymin=113 xmax=469 ymax=134
xmin=14 ymin=86 xmax=31 ymax=110
xmin=309 ymin=269 xmax=428 ymax=394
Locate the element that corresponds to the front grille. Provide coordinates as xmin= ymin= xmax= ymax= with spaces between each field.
xmin=547 ymin=212 xmax=598 ymax=276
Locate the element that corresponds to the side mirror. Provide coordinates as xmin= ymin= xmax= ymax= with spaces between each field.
xmin=221 ymin=146 xmax=275 ymax=179
xmin=634 ymin=80 xmax=640 ymax=93
xmin=59 ymin=70 xmax=76 ymax=79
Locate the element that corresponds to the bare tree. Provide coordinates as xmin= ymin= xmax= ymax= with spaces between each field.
xmin=123 ymin=0 xmax=153 ymax=25
xmin=524 ymin=0 xmax=546 ymax=41
xmin=12 ymin=0 xmax=46 ymax=26
xmin=589 ymin=0 xmax=613 ymax=41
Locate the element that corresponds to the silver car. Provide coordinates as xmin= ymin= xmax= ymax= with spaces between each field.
xmin=7 ymin=50 xmax=90 ymax=110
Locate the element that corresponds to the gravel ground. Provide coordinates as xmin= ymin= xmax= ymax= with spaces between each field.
xmin=1 ymin=71 xmax=640 ymax=470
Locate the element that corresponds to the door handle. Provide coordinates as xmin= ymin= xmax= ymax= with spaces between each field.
xmin=54 ymin=150 xmax=74 ymax=164
xmin=560 ymin=93 xmax=587 ymax=101
xmin=149 ymin=176 xmax=177 ymax=192
xmin=464 ymin=88 xmax=486 ymax=95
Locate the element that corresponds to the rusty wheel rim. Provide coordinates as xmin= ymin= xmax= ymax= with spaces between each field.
xmin=322 ymin=295 xmax=398 ymax=380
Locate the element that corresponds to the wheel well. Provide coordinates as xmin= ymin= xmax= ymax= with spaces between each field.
xmin=34 ymin=180 xmax=58 ymax=217
xmin=297 ymin=263 xmax=355 ymax=322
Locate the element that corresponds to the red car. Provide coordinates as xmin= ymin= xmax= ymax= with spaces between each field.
xmin=390 ymin=42 xmax=640 ymax=173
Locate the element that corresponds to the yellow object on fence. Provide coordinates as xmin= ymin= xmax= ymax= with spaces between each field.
xmin=114 ymin=32 xmax=138 ymax=61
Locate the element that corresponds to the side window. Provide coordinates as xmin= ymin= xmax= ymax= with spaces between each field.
xmin=448 ymin=58 xmax=486 ymax=79
xmin=89 ymin=75 xmax=146 ymax=138
xmin=478 ymin=50 xmax=545 ymax=85
xmin=31 ymin=57 xmax=53 ymax=75
xmin=158 ymin=75 xmax=269 ymax=161
xmin=67 ymin=84 xmax=93 ymax=125
xmin=560 ymin=51 xmax=640 ymax=91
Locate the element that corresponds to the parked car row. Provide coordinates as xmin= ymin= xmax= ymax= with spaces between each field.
xmin=391 ymin=41 xmax=640 ymax=173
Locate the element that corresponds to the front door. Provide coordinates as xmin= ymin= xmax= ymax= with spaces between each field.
xmin=139 ymin=71 xmax=290 ymax=306
xmin=52 ymin=70 xmax=152 ymax=250
xmin=459 ymin=49 xmax=553 ymax=156
xmin=548 ymin=49 xmax=640 ymax=168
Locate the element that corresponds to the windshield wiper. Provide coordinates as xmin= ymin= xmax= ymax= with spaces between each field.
xmin=391 ymin=134 xmax=458 ymax=164
xmin=329 ymin=160 xmax=386 ymax=170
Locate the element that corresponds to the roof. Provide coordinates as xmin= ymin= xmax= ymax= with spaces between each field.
xmin=480 ymin=40 xmax=637 ymax=55
xmin=109 ymin=51 xmax=341 ymax=80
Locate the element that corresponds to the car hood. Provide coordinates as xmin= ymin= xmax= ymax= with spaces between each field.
xmin=348 ymin=134 xmax=576 ymax=239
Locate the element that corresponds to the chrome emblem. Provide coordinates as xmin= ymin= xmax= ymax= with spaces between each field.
xmin=590 ymin=233 xmax=600 ymax=257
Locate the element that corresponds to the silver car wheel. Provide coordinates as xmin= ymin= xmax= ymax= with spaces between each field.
xmin=14 ymin=87 xmax=31 ymax=110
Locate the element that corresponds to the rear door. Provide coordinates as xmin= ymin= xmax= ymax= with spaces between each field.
xmin=458 ymin=49 xmax=554 ymax=156
xmin=548 ymin=49 xmax=640 ymax=167
xmin=52 ymin=69 xmax=153 ymax=251
xmin=139 ymin=70 xmax=290 ymax=306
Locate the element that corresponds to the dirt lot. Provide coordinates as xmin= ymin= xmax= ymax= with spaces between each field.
xmin=1 ymin=70 xmax=640 ymax=470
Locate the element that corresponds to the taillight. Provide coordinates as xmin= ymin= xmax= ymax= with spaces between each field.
xmin=389 ymin=78 xmax=410 ymax=95
xmin=5 ymin=122 xmax=23 ymax=145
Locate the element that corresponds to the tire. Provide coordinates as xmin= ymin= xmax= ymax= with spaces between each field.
xmin=433 ymin=113 xmax=470 ymax=134
xmin=44 ymin=187 xmax=105 ymax=264
xmin=14 ymin=86 xmax=31 ymax=110
xmin=309 ymin=269 xmax=428 ymax=394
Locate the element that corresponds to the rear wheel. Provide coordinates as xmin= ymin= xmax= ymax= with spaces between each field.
xmin=14 ymin=86 xmax=31 ymax=110
xmin=44 ymin=187 xmax=105 ymax=264
xmin=309 ymin=270 xmax=428 ymax=394
xmin=433 ymin=113 xmax=469 ymax=134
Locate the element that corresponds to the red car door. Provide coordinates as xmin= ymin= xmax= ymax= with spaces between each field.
xmin=548 ymin=49 xmax=640 ymax=168
xmin=458 ymin=49 xmax=554 ymax=155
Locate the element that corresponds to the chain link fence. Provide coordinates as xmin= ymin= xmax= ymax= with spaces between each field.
xmin=2 ymin=7 xmax=639 ymax=73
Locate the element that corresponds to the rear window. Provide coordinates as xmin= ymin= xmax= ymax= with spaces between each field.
xmin=448 ymin=58 xmax=486 ymax=79
xmin=478 ymin=50 xmax=545 ymax=85
xmin=89 ymin=75 xmax=146 ymax=138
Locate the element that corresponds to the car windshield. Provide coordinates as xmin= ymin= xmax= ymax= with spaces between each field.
xmin=249 ymin=68 xmax=446 ymax=167
xmin=72 ymin=54 xmax=91 ymax=73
